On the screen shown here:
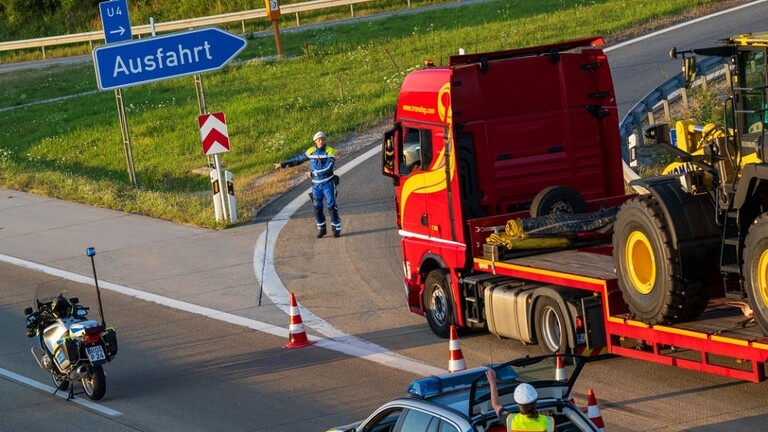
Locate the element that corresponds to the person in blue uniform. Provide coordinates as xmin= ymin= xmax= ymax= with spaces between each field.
xmin=274 ymin=131 xmax=341 ymax=238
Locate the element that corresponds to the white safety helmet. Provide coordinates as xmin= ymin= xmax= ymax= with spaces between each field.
xmin=313 ymin=131 xmax=326 ymax=141
xmin=514 ymin=383 xmax=538 ymax=405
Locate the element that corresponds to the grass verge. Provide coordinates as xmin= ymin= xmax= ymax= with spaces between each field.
xmin=0 ymin=0 xmax=730 ymax=227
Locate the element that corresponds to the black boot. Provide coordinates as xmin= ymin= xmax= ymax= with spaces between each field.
xmin=314 ymin=205 xmax=326 ymax=238
xmin=330 ymin=206 xmax=341 ymax=238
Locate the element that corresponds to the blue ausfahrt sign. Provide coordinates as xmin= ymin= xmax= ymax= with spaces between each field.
xmin=99 ymin=0 xmax=132 ymax=44
xmin=92 ymin=27 xmax=247 ymax=91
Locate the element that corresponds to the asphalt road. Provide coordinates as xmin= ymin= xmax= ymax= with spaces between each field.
xmin=0 ymin=262 xmax=418 ymax=431
xmin=262 ymin=0 xmax=768 ymax=429
xmin=3 ymin=2 xmax=768 ymax=431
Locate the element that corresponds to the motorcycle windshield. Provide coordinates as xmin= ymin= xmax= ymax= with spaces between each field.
xmin=33 ymin=279 xmax=101 ymax=323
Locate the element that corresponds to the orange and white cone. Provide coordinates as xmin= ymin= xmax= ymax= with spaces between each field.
xmin=586 ymin=388 xmax=606 ymax=432
xmin=448 ymin=325 xmax=466 ymax=373
xmin=555 ymin=352 xmax=575 ymax=405
xmin=283 ymin=293 xmax=315 ymax=349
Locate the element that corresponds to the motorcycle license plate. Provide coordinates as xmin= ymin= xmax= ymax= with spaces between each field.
xmin=86 ymin=345 xmax=106 ymax=362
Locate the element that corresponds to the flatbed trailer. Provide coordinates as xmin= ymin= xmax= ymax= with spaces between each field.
xmin=474 ymin=246 xmax=768 ymax=382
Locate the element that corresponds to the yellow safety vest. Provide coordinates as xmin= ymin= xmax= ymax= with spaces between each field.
xmin=508 ymin=413 xmax=553 ymax=432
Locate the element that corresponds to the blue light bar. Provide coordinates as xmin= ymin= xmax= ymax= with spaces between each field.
xmin=408 ymin=377 xmax=442 ymax=398
xmin=407 ymin=366 xmax=518 ymax=398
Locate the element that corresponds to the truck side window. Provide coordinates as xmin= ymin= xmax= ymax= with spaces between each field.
xmin=420 ymin=129 xmax=433 ymax=169
xmin=401 ymin=128 xmax=422 ymax=175
xmin=738 ymin=49 xmax=767 ymax=134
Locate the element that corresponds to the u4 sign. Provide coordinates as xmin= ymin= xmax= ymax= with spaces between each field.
xmin=99 ymin=0 xmax=132 ymax=44
xmin=199 ymin=112 xmax=230 ymax=156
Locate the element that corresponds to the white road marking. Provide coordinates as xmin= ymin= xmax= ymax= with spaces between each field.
xmin=0 ymin=366 xmax=123 ymax=416
xmin=604 ymin=0 xmax=768 ymax=52
xmin=252 ymin=145 xmax=445 ymax=376
xmin=1 ymin=252 xmax=444 ymax=376
xmin=5 ymin=0 xmax=765 ymax=382
xmin=251 ymin=0 xmax=768 ymax=369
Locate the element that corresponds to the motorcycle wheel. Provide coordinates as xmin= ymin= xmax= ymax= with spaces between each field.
xmin=51 ymin=373 xmax=69 ymax=391
xmin=81 ymin=365 xmax=106 ymax=400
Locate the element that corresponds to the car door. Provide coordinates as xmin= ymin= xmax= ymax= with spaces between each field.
xmin=393 ymin=408 xmax=461 ymax=432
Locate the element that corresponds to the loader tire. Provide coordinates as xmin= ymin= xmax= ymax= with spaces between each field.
xmin=743 ymin=213 xmax=768 ymax=336
xmin=423 ymin=270 xmax=453 ymax=338
xmin=613 ymin=195 xmax=707 ymax=324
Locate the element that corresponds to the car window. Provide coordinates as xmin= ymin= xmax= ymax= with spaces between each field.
xmin=437 ymin=419 xmax=460 ymax=432
xmin=362 ymin=408 xmax=403 ymax=432
xmin=394 ymin=408 xmax=440 ymax=432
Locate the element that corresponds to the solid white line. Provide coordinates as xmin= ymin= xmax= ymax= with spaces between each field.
xmin=252 ymin=145 xmax=445 ymax=376
xmin=604 ymin=0 xmax=768 ymax=52
xmin=0 ymin=367 xmax=123 ymax=416
xmin=0 ymin=253 xmax=445 ymax=377
xmin=252 ymin=0 xmax=768 ymax=369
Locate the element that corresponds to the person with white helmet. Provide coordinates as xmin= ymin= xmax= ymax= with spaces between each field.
xmin=485 ymin=368 xmax=554 ymax=432
xmin=275 ymin=131 xmax=342 ymax=237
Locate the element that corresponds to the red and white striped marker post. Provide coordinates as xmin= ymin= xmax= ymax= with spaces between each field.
xmin=283 ymin=293 xmax=315 ymax=349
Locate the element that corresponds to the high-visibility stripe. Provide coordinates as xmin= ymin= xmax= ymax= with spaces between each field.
xmin=711 ymin=334 xmax=749 ymax=346
xmin=473 ymin=258 xmax=606 ymax=286
xmin=655 ymin=325 xmax=706 ymax=339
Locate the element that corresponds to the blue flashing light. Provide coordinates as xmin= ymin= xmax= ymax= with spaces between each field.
xmin=408 ymin=377 xmax=441 ymax=398
xmin=495 ymin=366 xmax=518 ymax=381
xmin=407 ymin=366 xmax=519 ymax=399
xmin=86 ymin=247 xmax=96 ymax=257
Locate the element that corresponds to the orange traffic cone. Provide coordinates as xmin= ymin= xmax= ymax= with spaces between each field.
xmin=283 ymin=293 xmax=315 ymax=349
xmin=586 ymin=388 xmax=605 ymax=432
xmin=555 ymin=352 xmax=575 ymax=405
xmin=448 ymin=325 xmax=466 ymax=373
xmin=555 ymin=352 xmax=567 ymax=381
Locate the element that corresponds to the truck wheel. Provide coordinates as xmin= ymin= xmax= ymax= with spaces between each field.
xmin=613 ymin=195 xmax=705 ymax=324
xmin=423 ymin=270 xmax=453 ymax=338
xmin=530 ymin=186 xmax=587 ymax=217
xmin=743 ymin=214 xmax=768 ymax=336
xmin=534 ymin=296 xmax=568 ymax=353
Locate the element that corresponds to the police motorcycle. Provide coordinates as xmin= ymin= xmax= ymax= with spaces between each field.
xmin=23 ymin=248 xmax=117 ymax=401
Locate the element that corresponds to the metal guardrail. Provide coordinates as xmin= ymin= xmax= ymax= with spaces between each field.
xmin=619 ymin=55 xmax=731 ymax=185
xmin=0 ymin=0 xmax=386 ymax=58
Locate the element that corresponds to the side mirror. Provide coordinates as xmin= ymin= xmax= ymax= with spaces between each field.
xmin=644 ymin=124 xmax=671 ymax=145
xmin=24 ymin=307 xmax=33 ymax=315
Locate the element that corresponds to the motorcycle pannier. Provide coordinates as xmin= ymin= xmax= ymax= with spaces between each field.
xmin=103 ymin=328 xmax=118 ymax=357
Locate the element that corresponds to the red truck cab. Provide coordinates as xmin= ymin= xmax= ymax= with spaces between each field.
xmin=382 ymin=37 xmax=625 ymax=337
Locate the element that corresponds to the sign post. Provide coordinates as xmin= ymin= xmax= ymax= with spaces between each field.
xmin=100 ymin=0 xmax=137 ymax=186
xmin=264 ymin=0 xmax=283 ymax=59
xmin=199 ymin=112 xmax=232 ymax=222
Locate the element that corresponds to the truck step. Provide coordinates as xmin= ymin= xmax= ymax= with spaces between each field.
xmin=721 ymin=264 xmax=741 ymax=274
xmin=724 ymin=289 xmax=748 ymax=300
